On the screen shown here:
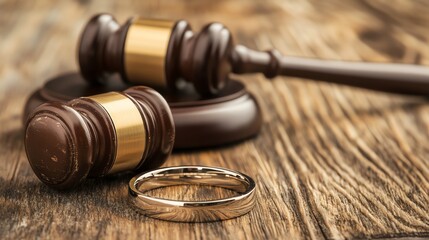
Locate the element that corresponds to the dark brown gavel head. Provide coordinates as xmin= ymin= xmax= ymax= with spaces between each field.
xmin=79 ymin=13 xmax=237 ymax=96
xmin=24 ymin=86 xmax=175 ymax=189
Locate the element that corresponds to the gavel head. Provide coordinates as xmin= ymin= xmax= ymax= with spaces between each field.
xmin=78 ymin=13 xmax=235 ymax=96
xmin=24 ymin=86 xmax=175 ymax=189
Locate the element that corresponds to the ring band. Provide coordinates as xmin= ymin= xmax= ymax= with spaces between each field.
xmin=128 ymin=166 xmax=257 ymax=222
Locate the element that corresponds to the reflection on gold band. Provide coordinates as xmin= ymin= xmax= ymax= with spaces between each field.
xmin=87 ymin=92 xmax=146 ymax=174
xmin=129 ymin=166 xmax=257 ymax=222
xmin=124 ymin=18 xmax=174 ymax=88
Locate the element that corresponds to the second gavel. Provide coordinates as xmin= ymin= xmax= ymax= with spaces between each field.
xmin=79 ymin=13 xmax=429 ymax=96
xmin=25 ymin=86 xmax=175 ymax=189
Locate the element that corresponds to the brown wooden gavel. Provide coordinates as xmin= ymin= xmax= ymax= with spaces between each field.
xmin=25 ymin=86 xmax=175 ymax=189
xmin=79 ymin=13 xmax=429 ymax=96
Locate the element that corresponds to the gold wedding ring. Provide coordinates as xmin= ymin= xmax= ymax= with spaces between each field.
xmin=128 ymin=166 xmax=257 ymax=222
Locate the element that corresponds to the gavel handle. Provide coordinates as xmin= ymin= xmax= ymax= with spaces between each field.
xmin=232 ymin=45 xmax=429 ymax=95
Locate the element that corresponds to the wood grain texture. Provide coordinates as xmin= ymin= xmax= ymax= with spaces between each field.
xmin=1 ymin=0 xmax=429 ymax=239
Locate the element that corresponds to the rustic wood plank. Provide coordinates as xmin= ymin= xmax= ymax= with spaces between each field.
xmin=0 ymin=0 xmax=428 ymax=239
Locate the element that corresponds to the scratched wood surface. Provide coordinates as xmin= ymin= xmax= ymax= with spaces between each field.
xmin=1 ymin=0 xmax=429 ymax=239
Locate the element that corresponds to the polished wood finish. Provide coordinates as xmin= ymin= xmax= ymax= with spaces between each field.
xmin=25 ymin=86 xmax=175 ymax=189
xmin=1 ymin=0 xmax=429 ymax=239
xmin=80 ymin=13 xmax=429 ymax=96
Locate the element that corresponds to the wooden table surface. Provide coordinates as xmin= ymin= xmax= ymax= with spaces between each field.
xmin=1 ymin=0 xmax=429 ymax=239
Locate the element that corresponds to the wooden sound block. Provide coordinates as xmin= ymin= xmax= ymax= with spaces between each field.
xmin=24 ymin=73 xmax=262 ymax=149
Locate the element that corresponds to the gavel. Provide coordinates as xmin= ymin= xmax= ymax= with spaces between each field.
xmin=79 ymin=13 xmax=429 ymax=96
xmin=25 ymin=86 xmax=174 ymax=189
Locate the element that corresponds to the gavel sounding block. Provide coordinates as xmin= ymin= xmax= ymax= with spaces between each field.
xmin=24 ymin=73 xmax=262 ymax=149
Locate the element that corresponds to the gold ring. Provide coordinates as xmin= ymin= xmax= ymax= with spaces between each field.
xmin=128 ymin=166 xmax=257 ymax=222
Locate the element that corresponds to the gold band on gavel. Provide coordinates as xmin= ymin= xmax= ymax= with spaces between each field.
xmin=124 ymin=18 xmax=174 ymax=88
xmin=86 ymin=92 xmax=146 ymax=174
